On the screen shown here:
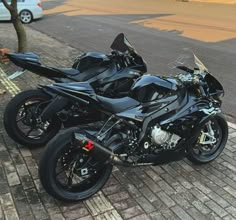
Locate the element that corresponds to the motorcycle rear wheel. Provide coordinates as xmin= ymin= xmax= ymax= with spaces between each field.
xmin=4 ymin=89 xmax=61 ymax=147
xmin=187 ymin=113 xmax=228 ymax=164
xmin=39 ymin=127 xmax=113 ymax=202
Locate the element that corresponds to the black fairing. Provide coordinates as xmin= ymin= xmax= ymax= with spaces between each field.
xmin=72 ymin=52 xmax=110 ymax=72
xmin=130 ymin=75 xmax=181 ymax=103
xmin=205 ymin=74 xmax=224 ymax=99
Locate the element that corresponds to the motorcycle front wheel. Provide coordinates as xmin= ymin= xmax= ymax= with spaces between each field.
xmin=39 ymin=127 xmax=113 ymax=202
xmin=4 ymin=89 xmax=61 ymax=147
xmin=187 ymin=113 xmax=228 ymax=164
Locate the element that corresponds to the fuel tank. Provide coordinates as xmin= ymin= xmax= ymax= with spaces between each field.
xmin=130 ymin=75 xmax=182 ymax=103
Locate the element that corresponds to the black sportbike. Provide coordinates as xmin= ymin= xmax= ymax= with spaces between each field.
xmin=4 ymin=33 xmax=146 ymax=146
xmin=39 ymin=50 xmax=228 ymax=201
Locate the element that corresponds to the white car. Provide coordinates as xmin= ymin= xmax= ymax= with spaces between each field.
xmin=0 ymin=0 xmax=43 ymax=24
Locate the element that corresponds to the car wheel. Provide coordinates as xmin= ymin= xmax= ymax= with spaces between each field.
xmin=19 ymin=10 xmax=33 ymax=24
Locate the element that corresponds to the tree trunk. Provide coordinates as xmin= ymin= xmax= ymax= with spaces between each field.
xmin=1 ymin=0 xmax=27 ymax=52
xmin=11 ymin=10 xmax=28 ymax=52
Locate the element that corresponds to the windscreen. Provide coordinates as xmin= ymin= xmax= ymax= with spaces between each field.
xmin=168 ymin=48 xmax=209 ymax=75
xmin=110 ymin=33 xmax=135 ymax=53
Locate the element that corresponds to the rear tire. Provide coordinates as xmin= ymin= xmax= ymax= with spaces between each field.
xmin=4 ymin=89 xmax=61 ymax=147
xmin=39 ymin=127 xmax=113 ymax=202
xmin=187 ymin=113 xmax=228 ymax=164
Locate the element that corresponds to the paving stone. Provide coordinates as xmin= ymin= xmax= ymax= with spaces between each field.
xmin=0 ymin=166 xmax=7 ymax=184
xmin=25 ymin=188 xmax=41 ymax=205
xmin=175 ymin=176 xmax=193 ymax=189
xmin=0 ymin=193 xmax=14 ymax=209
xmin=157 ymin=181 xmax=175 ymax=195
xmin=30 ymin=203 xmax=48 ymax=220
xmin=226 ymin=206 xmax=236 ymax=218
xmin=20 ymin=175 xmax=34 ymax=190
xmin=8 ymin=150 xmax=24 ymax=165
xmin=223 ymin=186 xmax=236 ymax=199
xmin=120 ymin=205 xmax=143 ymax=219
xmin=14 ymin=198 xmax=33 ymax=218
xmin=171 ymin=193 xmax=192 ymax=209
xmin=152 ymin=197 xmax=167 ymax=211
xmin=39 ymin=192 xmax=58 ymax=209
xmin=190 ymin=188 xmax=210 ymax=203
xmin=49 ymin=213 xmax=65 ymax=220
xmin=205 ymin=200 xmax=228 ymax=218
xmin=149 ymin=211 xmax=166 ymax=220
xmin=0 ymin=151 xmax=11 ymax=163
xmin=208 ymin=191 xmax=230 ymax=208
xmin=3 ymin=207 xmax=19 ymax=220
xmin=186 ymin=207 xmax=208 ymax=220
xmin=135 ymin=196 xmax=156 ymax=213
xmin=171 ymin=205 xmax=193 ymax=220
xmin=156 ymin=191 xmax=175 ymax=208
xmin=33 ymin=179 xmax=45 ymax=193
xmin=160 ymin=208 xmax=180 ymax=220
xmin=192 ymin=200 xmax=211 ymax=215
xmin=0 ymin=183 xmax=9 ymax=195
xmin=129 ymin=213 xmax=151 ymax=220
xmin=47 ymin=206 xmax=61 ymax=215
xmin=77 ymin=215 xmax=93 ymax=220
xmin=94 ymin=210 xmax=122 ymax=220
xmin=63 ymin=207 xmax=89 ymax=220
xmin=113 ymin=198 xmax=137 ymax=211
xmin=145 ymin=169 xmax=162 ymax=182
xmin=85 ymin=193 xmax=113 ymax=216
xmin=102 ymin=184 xmax=124 ymax=196
xmin=138 ymin=172 xmax=160 ymax=193
xmin=16 ymin=164 xmax=29 ymax=177
xmin=192 ymin=181 xmax=212 ymax=194
xmin=6 ymin=172 xmax=21 ymax=187
xmin=107 ymin=191 xmax=130 ymax=203
xmin=19 ymin=148 xmax=32 ymax=158
xmin=139 ymin=187 xmax=157 ymax=203
xmin=3 ymin=162 xmax=16 ymax=174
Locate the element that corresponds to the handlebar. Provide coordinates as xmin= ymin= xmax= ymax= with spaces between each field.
xmin=177 ymin=66 xmax=194 ymax=74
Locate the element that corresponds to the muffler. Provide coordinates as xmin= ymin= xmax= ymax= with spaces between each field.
xmin=73 ymin=131 xmax=130 ymax=166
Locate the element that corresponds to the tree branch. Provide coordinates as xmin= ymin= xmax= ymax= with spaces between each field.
xmin=11 ymin=0 xmax=17 ymax=9
xmin=1 ymin=0 xmax=12 ymax=11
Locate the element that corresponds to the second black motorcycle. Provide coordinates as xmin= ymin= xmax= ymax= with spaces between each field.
xmin=4 ymin=33 xmax=146 ymax=146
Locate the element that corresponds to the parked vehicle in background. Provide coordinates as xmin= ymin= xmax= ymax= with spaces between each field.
xmin=0 ymin=0 xmax=43 ymax=24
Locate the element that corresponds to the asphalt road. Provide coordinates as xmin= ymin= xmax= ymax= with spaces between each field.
xmin=30 ymin=0 xmax=236 ymax=119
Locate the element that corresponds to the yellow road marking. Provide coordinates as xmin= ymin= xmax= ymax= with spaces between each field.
xmin=0 ymin=68 xmax=21 ymax=97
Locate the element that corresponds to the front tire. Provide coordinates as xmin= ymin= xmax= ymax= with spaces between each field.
xmin=4 ymin=89 xmax=61 ymax=147
xmin=187 ymin=113 xmax=228 ymax=164
xmin=39 ymin=127 xmax=113 ymax=202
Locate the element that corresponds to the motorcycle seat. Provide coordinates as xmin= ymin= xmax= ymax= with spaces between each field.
xmin=97 ymin=96 xmax=139 ymax=113
xmin=52 ymin=67 xmax=80 ymax=76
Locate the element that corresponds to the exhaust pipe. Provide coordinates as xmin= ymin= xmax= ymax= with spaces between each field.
xmin=73 ymin=131 xmax=131 ymax=166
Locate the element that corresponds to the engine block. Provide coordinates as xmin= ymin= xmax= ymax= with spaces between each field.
xmin=151 ymin=126 xmax=181 ymax=149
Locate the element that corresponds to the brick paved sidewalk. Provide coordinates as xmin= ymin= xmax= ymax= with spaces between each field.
xmin=1 ymin=23 xmax=236 ymax=220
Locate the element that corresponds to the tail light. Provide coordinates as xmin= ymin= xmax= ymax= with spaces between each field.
xmin=37 ymin=2 xmax=42 ymax=7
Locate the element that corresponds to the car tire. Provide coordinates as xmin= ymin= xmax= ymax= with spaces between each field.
xmin=19 ymin=10 xmax=33 ymax=24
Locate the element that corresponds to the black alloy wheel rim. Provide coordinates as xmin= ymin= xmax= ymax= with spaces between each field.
xmin=53 ymin=143 xmax=104 ymax=192
xmin=15 ymin=98 xmax=53 ymax=140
